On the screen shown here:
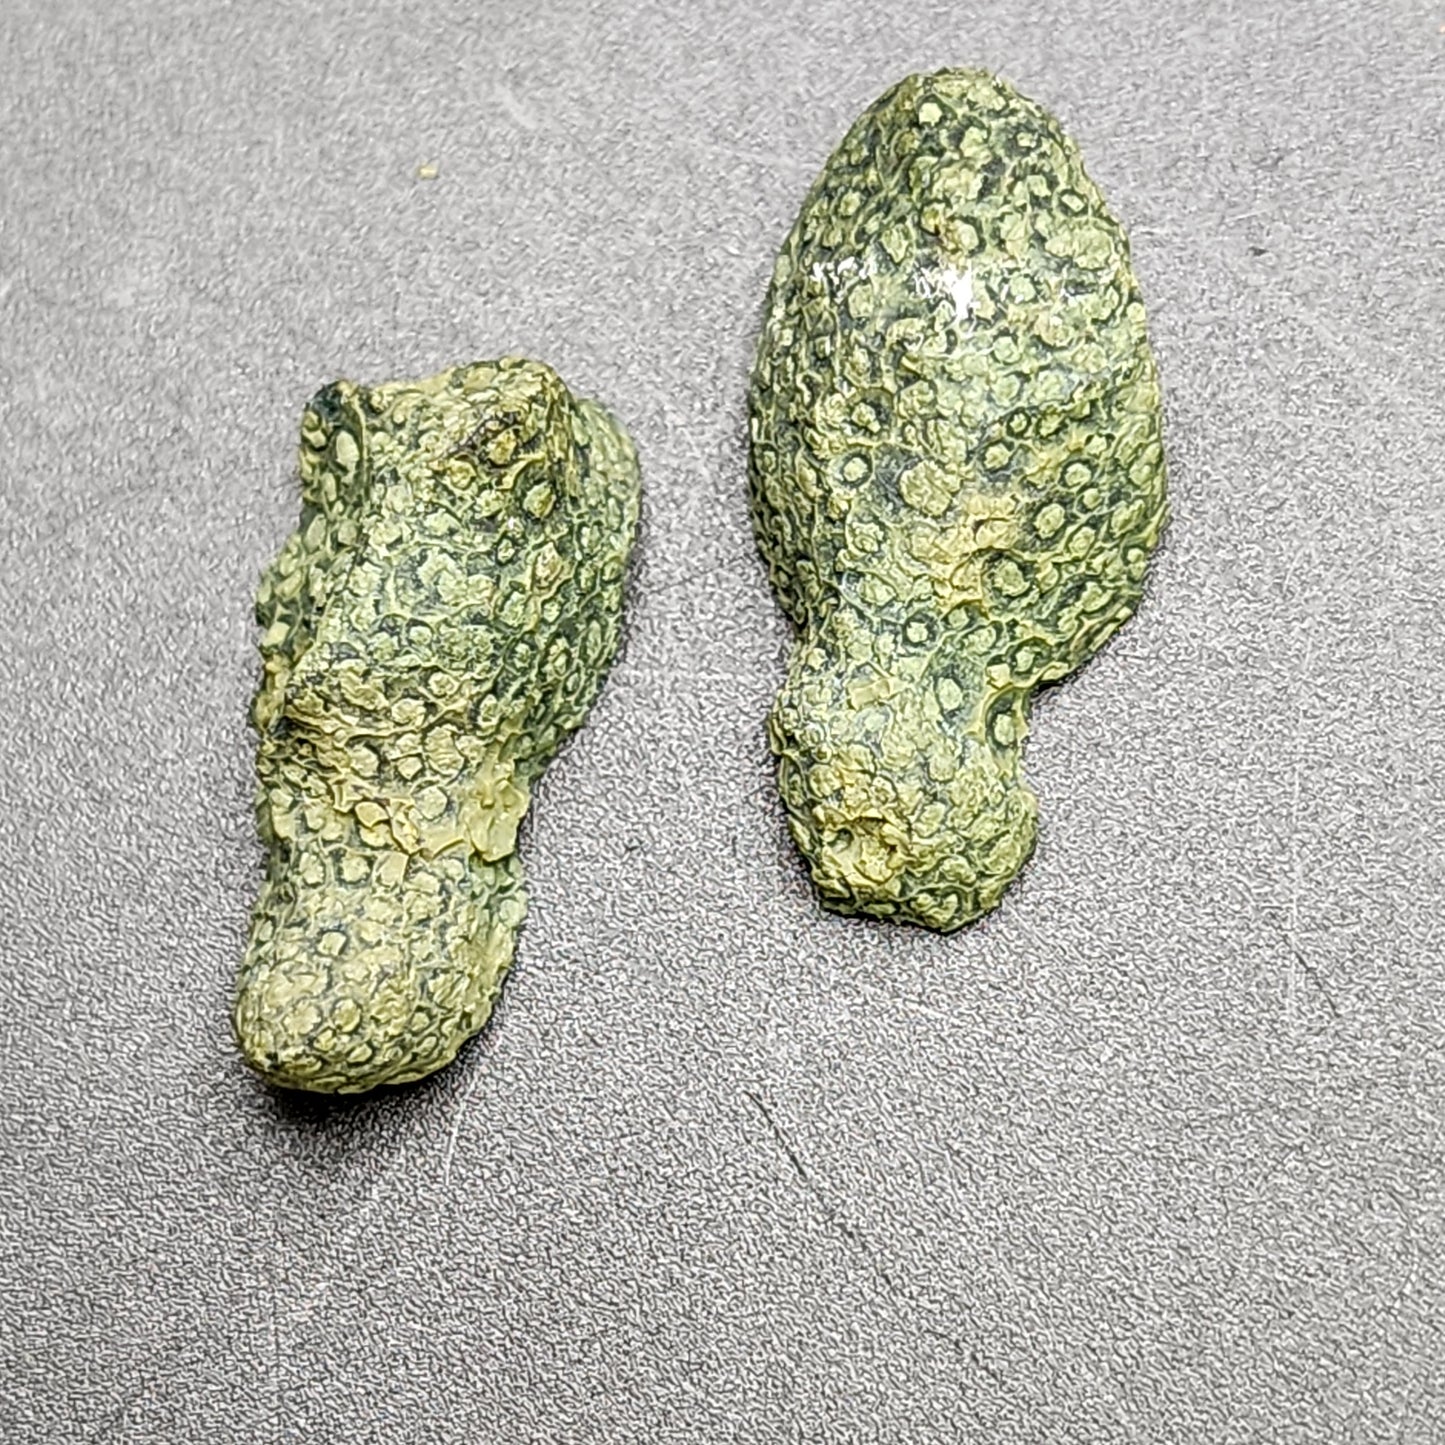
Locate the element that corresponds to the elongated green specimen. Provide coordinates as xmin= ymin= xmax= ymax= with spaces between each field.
xmin=235 ymin=359 xmax=639 ymax=1091
xmin=749 ymin=70 xmax=1168 ymax=931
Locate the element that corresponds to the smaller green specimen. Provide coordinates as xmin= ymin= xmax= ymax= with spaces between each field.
xmin=749 ymin=70 xmax=1169 ymax=931
xmin=235 ymin=359 xmax=639 ymax=1092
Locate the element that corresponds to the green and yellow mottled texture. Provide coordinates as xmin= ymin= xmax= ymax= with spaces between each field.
xmin=235 ymin=359 xmax=639 ymax=1092
xmin=749 ymin=70 xmax=1168 ymax=931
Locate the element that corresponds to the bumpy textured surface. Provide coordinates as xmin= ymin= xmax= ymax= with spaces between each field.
xmin=750 ymin=69 xmax=1168 ymax=930
xmin=233 ymin=359 xmax=639 ymax=1091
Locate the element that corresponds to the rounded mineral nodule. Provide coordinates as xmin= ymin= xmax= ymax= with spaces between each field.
xmin=748 ymin=70 xmax=1169 ymax=930
xmin=235 ymin=359 xmax=639 ymax=1092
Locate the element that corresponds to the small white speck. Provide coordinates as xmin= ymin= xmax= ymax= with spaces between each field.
xmin=942 ymin=265 xmax=974 ymax=321
xmin=915 ymin=264 xmax=974 ymax=321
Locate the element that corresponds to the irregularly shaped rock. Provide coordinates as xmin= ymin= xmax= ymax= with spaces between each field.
xmin=235 ymin=359 xmax=639 ymax=1091
xmin=749 ymin=70 xmax=1169 ymax=930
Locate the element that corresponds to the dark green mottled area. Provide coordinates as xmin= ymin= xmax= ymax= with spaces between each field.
xmin=235 ymin=358 xmax=639 ymax=1092
xmin=749 ymin=69 xmax=1168 ymax=931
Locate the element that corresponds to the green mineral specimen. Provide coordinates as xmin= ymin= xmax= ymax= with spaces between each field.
xmin=748 ymin=70 xmax=1168 ymax=931
xmin=234 ymin=359 xmax=639 ymax=1092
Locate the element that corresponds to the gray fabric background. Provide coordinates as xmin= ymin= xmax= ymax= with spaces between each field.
xmin=1 ymin=1 xmax=1442 ymax=1440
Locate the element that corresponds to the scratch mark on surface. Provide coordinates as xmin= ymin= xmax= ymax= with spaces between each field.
xmin=1292 ymin=945 xmax=1341 ymax=1019
xmin=1141 ymin=215 xmax=1434 ymax=434
xmin=744 ymin=1086 xmax=902 ymax=1245
xmin=744 ymin=1089 xmax=877 ymax=1264
xmin=739 ymin=1083 xmax=1141 ymax=1420
xmin=1282 ymin=522 xmax=1319 ymax=1028
xmin=684 ymin=138 xmax=815 ymax=180
xmin=918 ymin=1324 xmax=1006 ymax=1379
xmin=268 ymin=1275 xmax=283 ymax=1442
xmin=1379 ymin=1183 xmax=1426 ymax=1317
xmin=443 ymin=1069 xmax=484 ymax=1188
xmin=744 ymin=1088 xmax=813 ymax=1188
xmin=745 ymin=1088 xmax=1027 ymax=1399
xmin=849 ymin=978 xmax=972 ymax=1031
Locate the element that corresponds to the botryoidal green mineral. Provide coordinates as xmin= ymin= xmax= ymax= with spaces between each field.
xmin=234 ymin=359 xmax=639 ymax=1092
xmin=748 ymin=70 xmax=1168 ymax=931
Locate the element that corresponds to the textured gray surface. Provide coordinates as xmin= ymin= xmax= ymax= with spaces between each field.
xmin=1 ymin=0 xmax=1442 ymax=1440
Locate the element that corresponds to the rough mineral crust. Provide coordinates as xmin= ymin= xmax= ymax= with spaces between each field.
xmin=235 ymin=359 xmax=639 ymax=1091
xmin=748 ymin=69 xmax=1169 ymax=931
